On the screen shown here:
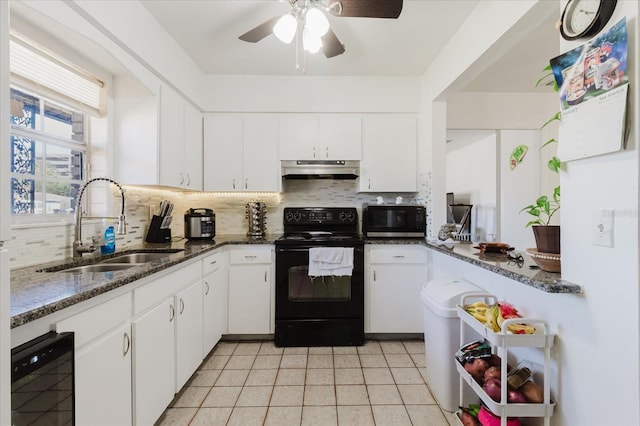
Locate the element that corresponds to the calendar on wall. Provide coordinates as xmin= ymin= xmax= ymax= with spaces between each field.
xmin=550 ymin=18 xmax=630 ymax=162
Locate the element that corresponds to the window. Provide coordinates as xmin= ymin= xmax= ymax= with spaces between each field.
xmin=10 ymin=87 xmax=85 ymax=216
xmin=9 ymin=34 xmax=105 ymax=219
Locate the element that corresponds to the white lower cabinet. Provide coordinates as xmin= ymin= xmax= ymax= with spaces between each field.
xmin=133 ymin=298 xmax=175 ymax=426
xmin=227 ymin=246 xmax=274 ymax=334
xmin=366 ymin=245 xmax=427 ymax=333
xmin=175 ymin=280 xmax=204 ymax=391
xmin=132 ymin=262 xmax=202 ymax=426
xmin=203 ymin=250 xmax=227 ymax=357
xmin=55 ymin=293 xmax=132 ymax=426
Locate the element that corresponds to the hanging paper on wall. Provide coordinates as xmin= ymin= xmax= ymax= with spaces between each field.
xmin=509 ymin=144 xmax=529 ymax=170
xmin=549 ymin=17 xmax=629 ymax=162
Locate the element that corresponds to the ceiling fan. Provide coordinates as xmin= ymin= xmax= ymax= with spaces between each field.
xmin=239 ymin=0 xmax=403 ymax=59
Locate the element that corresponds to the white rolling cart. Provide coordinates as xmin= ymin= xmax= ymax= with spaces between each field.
xmin=456 ymin=293 xmax=556 ymax=426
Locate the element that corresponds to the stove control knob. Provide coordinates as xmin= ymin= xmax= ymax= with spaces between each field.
xmin=293 ymin=212 xmax=302 ymax=222
xmin=339 ymin=211 xmax=347 ymax=222
xmin=347 ymin=211 xmax=355 ymax=222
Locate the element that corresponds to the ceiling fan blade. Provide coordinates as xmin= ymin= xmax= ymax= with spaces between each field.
xmin=322 ymin=28 xmax=345 ymax=58
xmin=331 ymin=0 xmax=403 ymax=19
xmin=239 ymin=15 xmax=281 ymax=43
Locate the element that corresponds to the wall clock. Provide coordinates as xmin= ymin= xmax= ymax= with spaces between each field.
xmin=559 ymin=0 xmax=617 ymax=40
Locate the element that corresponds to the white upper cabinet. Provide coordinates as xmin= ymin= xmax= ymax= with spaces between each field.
xmin=114 ymin=80 xmax=202 ymax=190
xmin=360 ymin=115 xmax=417 ymax=192
xmin=318 ymin=115 xmax=362 ymax=160
xmin=279 ymin=114 xmax=361 ymax=160
xmin=159 ymin=85 xmax=203 ymax=190
xmin=204 ymin=114 xmax=280 ymax=192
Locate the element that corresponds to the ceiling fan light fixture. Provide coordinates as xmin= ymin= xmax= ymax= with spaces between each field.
xmin=305 ymin=7 xmax=330 ymax=37
xmin=273 ymin=13 xmax=297 ymax=44
xmin=303 ymin=27 xmax=322 ymax=53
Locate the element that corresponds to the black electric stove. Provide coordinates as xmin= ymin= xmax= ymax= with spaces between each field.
xmin=274 ymin=208 xmax=364 ymax=347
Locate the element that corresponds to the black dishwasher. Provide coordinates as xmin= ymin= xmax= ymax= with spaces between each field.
xmin=11 ymin=331 xmax=74 ymax=426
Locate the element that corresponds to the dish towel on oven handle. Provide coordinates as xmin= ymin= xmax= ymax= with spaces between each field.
xmin=308 ymin=247 xmax=354 ymax=277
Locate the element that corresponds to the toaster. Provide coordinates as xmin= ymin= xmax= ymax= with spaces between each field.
xmin=184 ymin=208 xmax=215 ymax=240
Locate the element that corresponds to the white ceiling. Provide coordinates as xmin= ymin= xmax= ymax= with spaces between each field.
xmin=140 ymin=0 xmax=481 ymax=77
xmin=140 ymin=0 xmax=561 ymax=93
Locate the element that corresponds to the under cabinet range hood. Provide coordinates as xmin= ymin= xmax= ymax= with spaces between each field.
xmin=281 ymin=160 xmax=359 ymax=179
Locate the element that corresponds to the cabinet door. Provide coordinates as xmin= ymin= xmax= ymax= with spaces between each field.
xmin=368 ymin=264 xmax=425 ymax=333
xmin=133 ymin=299 xmax=176 ymax=426
xmin=203 ymin=114 xmax=243 ymax=191
xmin=243 ymin=115 xmax=280 ymax=191
xmin=75 ymin=324 xmax=132 ymax=426
xmin=183 ymin=102 xmax=203 ymax=190
xmin=360 ymin=115 xmax=417 ymax=192
xmin=228 ymin=265 xmax=271 ymax=334
xmin=203 ymin=264 xmax=227 ymax=357
xmin=176 ymin=280 xmax=204 ymax=391
xmin=159 ymin=85 xmax=186 ymax=188
xmin=278 ymin=115 xmax=318 ymax=160
xmin=319 ymin=115 xmax=362 ymax=160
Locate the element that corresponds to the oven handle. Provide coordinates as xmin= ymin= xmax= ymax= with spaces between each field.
xmin=276 ymin=246 xmax=364 ymax=253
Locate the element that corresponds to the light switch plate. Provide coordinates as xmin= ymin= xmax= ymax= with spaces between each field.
xmin=592 ymin=209 xmax=614 ymax=247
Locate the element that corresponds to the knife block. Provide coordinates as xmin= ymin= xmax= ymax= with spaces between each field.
xmin=145 ymin=215 xmax=171 ymax=243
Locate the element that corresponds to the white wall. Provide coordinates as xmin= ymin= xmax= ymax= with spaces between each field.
xmin=446 ymin=132 xmax=498 ymax=240
xmin=204 ymin=75 xmax=421 ymax=113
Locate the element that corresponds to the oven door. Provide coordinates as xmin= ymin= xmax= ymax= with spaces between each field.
xmin=275 ymin=245 xmax=364 ymax=320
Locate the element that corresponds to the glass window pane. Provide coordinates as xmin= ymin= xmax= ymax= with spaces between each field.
xmin=44 ymin=101 xmax=84 ymax=141
xmin=10 ymin=136 xmax=40 ymax=175
xmin=45 ymin=145 xmax=83 ymax=180
xmin=10 ymin=88 xmax=38 ymax=129
xmin=11 ymin=178 xmax=36 ymax=215
xmin=45 ymin=182 xmax=79 ymax=214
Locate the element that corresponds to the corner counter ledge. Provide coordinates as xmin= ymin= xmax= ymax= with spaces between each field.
xmin=425 ymin=241 xmax=582 ymax=295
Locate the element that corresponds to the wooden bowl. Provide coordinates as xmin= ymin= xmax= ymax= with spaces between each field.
xmin=526 ymin=248 xmax=561 ymax=273
xmin=474 ymin=242 xmax=514 ymax=253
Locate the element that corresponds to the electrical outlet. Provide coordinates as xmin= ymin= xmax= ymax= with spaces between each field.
xmin=592 ymin=209 xmax=614 ymax=247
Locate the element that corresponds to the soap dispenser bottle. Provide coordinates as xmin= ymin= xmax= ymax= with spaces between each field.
xmin=101 ymin=225 xmax=116 ymax=255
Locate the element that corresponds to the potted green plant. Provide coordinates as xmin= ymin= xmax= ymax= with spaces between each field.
xmin=518 ymin=66 xmax=562 ymax=262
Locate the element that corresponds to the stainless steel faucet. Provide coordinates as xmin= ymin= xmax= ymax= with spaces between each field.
xmin=73 ymin=177 xmax=127 ymax=258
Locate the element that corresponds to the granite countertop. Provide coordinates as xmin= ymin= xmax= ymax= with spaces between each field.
xmin=365 ymin=237 xmax=582 ymax=294
xmin=10 ymin=234 xmax=278 ymax=329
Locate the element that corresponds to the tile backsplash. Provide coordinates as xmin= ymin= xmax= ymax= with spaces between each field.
xmin=8 ymin=176 xmax=431 ymax=269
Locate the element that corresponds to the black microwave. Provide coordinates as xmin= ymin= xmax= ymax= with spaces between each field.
xmin=362 ymin=204 xmax=426 ymax=238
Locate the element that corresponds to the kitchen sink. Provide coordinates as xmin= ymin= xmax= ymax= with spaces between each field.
xmin=60 ymin=263 xmax=142 ymax=273
xmin=101 ymin=252 xmax=175 ymax=264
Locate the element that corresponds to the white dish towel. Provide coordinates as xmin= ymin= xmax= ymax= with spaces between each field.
xmin=308 ymin=247 xmax=354 ymax=277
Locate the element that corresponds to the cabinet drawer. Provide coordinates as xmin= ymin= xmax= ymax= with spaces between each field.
xmin=369 ymin=248 xmax=427 ymax=264
xmin=55 ymin=293 xmax=131 ymax=348
xmin=134 ymin=262 xmax=201 ymax=314
xmin=229 ymin=248 xmax=272 ymax=265
xmin=202 ymin=250 xmax=224 ymax=276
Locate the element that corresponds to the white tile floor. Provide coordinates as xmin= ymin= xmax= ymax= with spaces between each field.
xmin=156 ymin=340 xmax=460 ymax=426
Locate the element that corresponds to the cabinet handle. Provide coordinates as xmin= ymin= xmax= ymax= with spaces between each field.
xmin=123 ymin=332 xmax=131 ymax=357
xmin=180 ymin=298 xmax=185 ymax=314
xmin=368 ymin=178 xmax=371 ymax=190
xmin=186 ymin=174 xmax=191 ymax=186
xmin=245 ymin=255 xmax=257 ymax=260
xmin=210 ymin=260 xmax=217 ymax=265
xmin=392 ymin=255 xmax=405 ymax=259
xmin=325 ymin=147 xmax=329 ymax=158
xmin=169 ymin=303 xmax=175 ymax=322
xmin=264 ymin=271 xmax=268 ymax=282
xmin=373 ymin=270 xmax=376 ymax=282
xmin=313 ymin=146 xmax=316 ymax=158
xmin=245 ymin=178 xmax=248 ymax=189
xmin=179 ymin=172 xmax=184 ymax=185
xmin=204 ymin=281 xmax=210 ymax=295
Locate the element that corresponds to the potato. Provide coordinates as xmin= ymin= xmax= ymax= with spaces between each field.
xmin=520 ymin=381 xmax=544 ymax=403
xmin=464 ymin=358 xmax=489 ymax=383
xmin=459 ymin=411 xmax=479 ymax=426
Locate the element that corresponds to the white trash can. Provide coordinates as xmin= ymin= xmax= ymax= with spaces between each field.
xmin=420 ymin=278 xmax=482 ymax=412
